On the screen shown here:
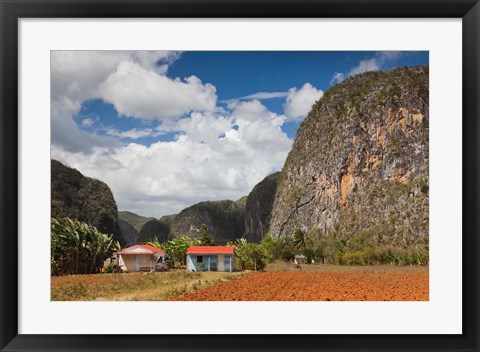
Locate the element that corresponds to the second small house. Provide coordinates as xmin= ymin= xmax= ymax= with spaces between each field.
xmin=117 ymin=244 xmax=167 ymax=272
xmin=186 ymin=246 xmax=234 ymax=272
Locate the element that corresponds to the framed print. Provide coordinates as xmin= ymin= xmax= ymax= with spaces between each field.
xmin=1 ymin=0 xmax=479 ymax=351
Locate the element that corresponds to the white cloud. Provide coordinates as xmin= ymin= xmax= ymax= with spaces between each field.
xmin=231 ymin=100 xmax=290 ymax=148
xmin=284 ymin=83 xmax=323 ymax=120
xmin=81 ymin=117 xmax=96 ymax=127
xmin=222 ymin=91 xmax=289 ymax=108
xmin=176 ymin=112 xmax=232 ymax=144
xmin=239 ymin=91 xmax=288 ymax=100
xmin=231 ymin=99 xmax=277 ymax=123
xmin=349 ymin=58 xmax=380 ymax=76
xmin=51 ymin=51 xmax=179 ymax=108
xmin=330 ymin=72 xmax=345 ymax=85
xmin=331 ymin=58 xmax=379 ymax=85
xmin=97 ymin=61 xmax=217 ymax=120
xmin=51 ymin=95 xmax=120 ymax=153
xmin=106 ymin=128 xmax=155 ymax=139
xmin=330 ymin=51 xmax=404 ymax=85
xmin=248 ymin=92 xmax=288 ymax=100
xmin=50 ymin=51 xmax=182 ymax=153
xmin=131 ymin=51 xmax=182 ymax=74
xmin=51 ymin=51 xmax=131 ymax=106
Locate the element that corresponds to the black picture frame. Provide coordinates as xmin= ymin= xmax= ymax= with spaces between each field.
xmin=1 ymin=1 xmax=479 ymax=351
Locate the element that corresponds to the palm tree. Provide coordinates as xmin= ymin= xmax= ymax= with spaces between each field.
xmin=292 ymin=229 xmax=307 ymax=253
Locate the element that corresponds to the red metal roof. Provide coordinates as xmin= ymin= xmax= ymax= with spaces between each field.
xmin=186 ymin=246 xmax=234 ymax=255
xmin=117 ymin=244 xmax=166 ymax=255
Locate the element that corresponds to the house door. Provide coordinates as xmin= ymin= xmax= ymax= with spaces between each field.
xmin=210 ymin=255 xmax=218 ymax=271
xmin=217 ymin=255 xmax=225 ymax=271
xmin=224 ymin=255 xmax=232 ymax=272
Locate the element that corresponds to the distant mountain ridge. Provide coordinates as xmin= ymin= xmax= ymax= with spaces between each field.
xmin=167 ymin=198 xmax=247 ymax=244
xmin=117 ymin=211 xmax=170 ymax=246
xmin=117 ymin=198 xmax=249 ymax=245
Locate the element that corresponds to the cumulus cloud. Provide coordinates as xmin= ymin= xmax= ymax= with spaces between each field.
xmin=284 ymin=83 xmax=324 ymax=120
xmin=330 ymin=51 xmax=404 ymax=85
xmin=176 ymin=112 xmax=232 ymax=144
xmin=231 ymin=99 xmax=278 ymax=122
xmin=51 ymin=51 xmax=179 ymax=108
xmin=131 ymin=51 xmax=182 ymax=74
xmin=231 ymin=100 xmax=290 ymax=149
xmin=51 ymin=51 xmax=182 ymax=153
xmin=97 ymin=61 xmax=217 ymax=120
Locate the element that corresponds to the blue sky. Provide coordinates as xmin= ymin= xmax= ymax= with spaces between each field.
xmin=52 ymin=51 xmax=428 ymax=217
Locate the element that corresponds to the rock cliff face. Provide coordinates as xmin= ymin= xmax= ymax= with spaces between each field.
xmin=269 ymin=66 xmax=429 ymax=247
xmin=51 ymin=160 xmax=118 ymax=236
xmin=244 ymin=172 xmax=280 ymax=242
xmin=169 ymin=198 xmax=246 ymax=244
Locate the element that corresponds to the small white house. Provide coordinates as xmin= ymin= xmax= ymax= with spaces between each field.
xmin=116 ymin=244 xmax=167 ymax=272
xmin=294 ymin=254 xmax=307 ymax=265
xmin=186 ymin=246 xmax=234 ymax=272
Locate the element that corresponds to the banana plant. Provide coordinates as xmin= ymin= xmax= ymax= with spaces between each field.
xmin=51 ymin=217 xmax=120 ymax=275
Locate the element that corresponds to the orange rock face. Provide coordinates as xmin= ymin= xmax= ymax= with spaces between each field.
xmin=339 ymin=155 xmax=355 ymax=208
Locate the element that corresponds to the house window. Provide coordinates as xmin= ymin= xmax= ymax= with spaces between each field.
xmin=197 ymin=256 xmax=203 ymax=263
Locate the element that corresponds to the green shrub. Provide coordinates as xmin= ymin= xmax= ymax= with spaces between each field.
xmin=280 ymin=247 xmax=295 ymax=261
xmin=104 ymin=263 xmax=116 ymax=273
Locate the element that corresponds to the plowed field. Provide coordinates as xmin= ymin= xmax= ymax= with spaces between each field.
xmin=171 ymin=272 xmax=428 ymax=301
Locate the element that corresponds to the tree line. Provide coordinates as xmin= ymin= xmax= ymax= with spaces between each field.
xmin=51 ymin=219 xmax=428 ymax=276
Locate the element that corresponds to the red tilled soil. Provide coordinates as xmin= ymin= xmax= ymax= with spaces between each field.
xmin=171 ymin=272 xmax=429 ymax=301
